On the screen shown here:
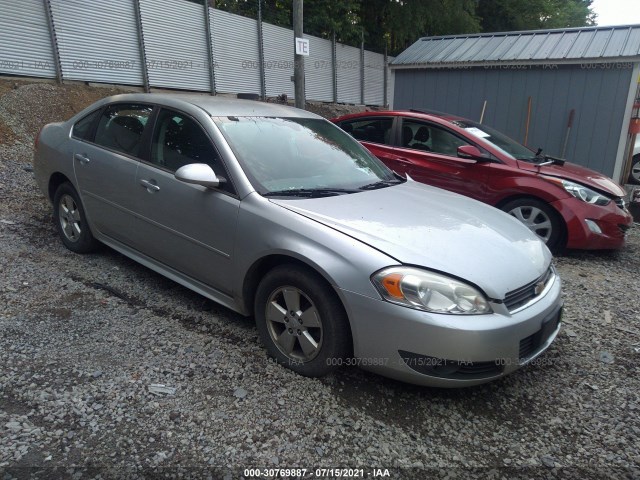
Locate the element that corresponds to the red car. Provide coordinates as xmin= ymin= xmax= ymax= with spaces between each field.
xmin=332 ymin=110 xmax=633 ymax=252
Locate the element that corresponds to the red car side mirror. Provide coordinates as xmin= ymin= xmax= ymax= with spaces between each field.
xmin=457 ymin=145 xmax=491 ymax=162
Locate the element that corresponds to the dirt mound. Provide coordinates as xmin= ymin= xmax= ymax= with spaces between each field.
xmin=0 ymin=77 xmax=381 ymax=147
xmin=0 ymin=119 xmax=18 ymax=145
xmin=0 ymin=79 xmax=133 ymax=143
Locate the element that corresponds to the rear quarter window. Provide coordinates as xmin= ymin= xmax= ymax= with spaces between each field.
xmin=72 ymin=109 xmax=101 ymax=141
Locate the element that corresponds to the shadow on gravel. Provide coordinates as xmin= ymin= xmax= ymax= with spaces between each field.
xmin=562 ymin=248 xmax=626 ymax=260
xmin=323 ymin=363 xmax=555 ymax=432
xmin=67 ymin=246 xmax=255 ymax=336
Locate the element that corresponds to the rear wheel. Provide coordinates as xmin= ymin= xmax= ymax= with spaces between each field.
xmin=501 ymin=198 xmax=563 ymax=252
xmin=53 ymin=182 xmax=99 ymax=253
xmin=254 ymin=265 xmax=351 ymax=377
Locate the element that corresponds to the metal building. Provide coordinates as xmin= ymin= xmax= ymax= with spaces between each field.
xmin=390 ymin=25 xmax=640 ymax=182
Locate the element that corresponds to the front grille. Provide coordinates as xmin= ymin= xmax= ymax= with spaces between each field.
xmin=614 ymin=197 xmax=626 ymax=210
xmin=504 ymin=267 xmax=553 ymax=312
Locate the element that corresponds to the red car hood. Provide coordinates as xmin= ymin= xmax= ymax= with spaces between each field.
xmin=518 ymin=161 xmax=626 ymax=197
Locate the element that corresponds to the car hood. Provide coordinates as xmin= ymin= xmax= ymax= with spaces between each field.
xmin=518 ymin=160 xmax=625 ymax=197
xmin=270 ymin=180 xmax=551 ymax=300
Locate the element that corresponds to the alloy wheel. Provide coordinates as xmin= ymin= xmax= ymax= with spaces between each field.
xmin=58 ymin=193 xmax=82 ymax=242
xmin=265 ymin=286 xmax=323 ymax=362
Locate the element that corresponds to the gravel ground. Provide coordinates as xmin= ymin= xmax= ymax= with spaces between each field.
xmin=1 ymin=79 xmax=640 ymax=479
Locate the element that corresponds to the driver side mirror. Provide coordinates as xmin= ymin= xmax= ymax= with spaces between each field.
xmin=457 ymin=145 xmax=491 ymax=162
xmin=175 ymin=163 xmax=225 ymax=188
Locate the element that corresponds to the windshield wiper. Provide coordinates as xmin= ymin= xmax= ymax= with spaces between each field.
xmin=263 ymin=188 xmax=359 ymax=198
xmin=359 ymin=178 xmax=404 ymax=190
xmin=528 ymin=148 xmax=566 ymax=166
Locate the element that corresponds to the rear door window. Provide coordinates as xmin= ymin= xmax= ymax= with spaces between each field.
xmin=93 ymin=103 xmax=153 ymax=158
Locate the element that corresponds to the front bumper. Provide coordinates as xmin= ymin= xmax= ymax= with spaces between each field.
xmin=551 ymin=197 xmax=633 ymax=250
xmin=341 ymin=273 xmax=563 ymax=387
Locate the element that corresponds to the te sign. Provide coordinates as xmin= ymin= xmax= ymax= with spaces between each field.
xmin=295 ymin=37 xmax=309 ymax=56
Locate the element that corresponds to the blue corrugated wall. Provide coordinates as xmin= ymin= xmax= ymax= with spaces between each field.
xmin=393 ymin=65 xmax=634 ymax=177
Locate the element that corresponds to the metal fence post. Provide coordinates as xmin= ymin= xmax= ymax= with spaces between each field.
xmin=293 ymin=0 xmax=305 ymax=109
xmin=203 ymin=1 xmax=216 ymax=95
xmin=360 ymin=30 xmax=365 ymax=105
xmin=43 ymin=0 xmax=62 ymax=83
xmin=332 ymin=31 xmax=337 ymax=103
xmin=256 ymin=0 xmax=266 ymax=100
xmin=383 ymin=43 xmax=388 ymax=108
xmin=133 ymin=0 xmax=150 ymax=92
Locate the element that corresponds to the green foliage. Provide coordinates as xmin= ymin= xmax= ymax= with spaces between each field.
xmin=206 ymin=0 xmax=596 ymax=54
xmin=477 ymin=0 xmax=596 ymax=32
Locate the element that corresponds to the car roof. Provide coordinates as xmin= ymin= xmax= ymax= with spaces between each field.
xmin=332 ymin=109 xmax=469 ymax=124
xmin=97 ymin=93 xmax=322 ymax=119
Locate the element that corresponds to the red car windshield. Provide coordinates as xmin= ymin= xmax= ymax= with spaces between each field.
xmin=452 ymin=120 xmax=538 ymax=162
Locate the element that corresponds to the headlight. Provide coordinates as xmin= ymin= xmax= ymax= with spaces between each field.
xmin=557 ymin=179 xmax=610 ymax=206
xmin=371 ymin=267 xmax=492 ymax=315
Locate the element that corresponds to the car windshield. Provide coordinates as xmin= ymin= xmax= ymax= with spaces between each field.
xmin=453 ymin=120 xmax=537 ymax=162
xmin=214 ymin=116 xmax=400 ymax=196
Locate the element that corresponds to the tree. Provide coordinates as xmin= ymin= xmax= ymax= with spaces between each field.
xmin=477 ymin=0 xmax=595 ymax=32
xmin=304 ymin=0 xmax=362 ymax=46
xmin=378 ymin=0 xmax=481 ymax=54
xmin=208 ymin=0 xmax=596 ymax=54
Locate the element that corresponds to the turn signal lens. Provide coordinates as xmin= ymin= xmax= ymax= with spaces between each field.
xmin=381 ymin=273 xmax=404 ymax=298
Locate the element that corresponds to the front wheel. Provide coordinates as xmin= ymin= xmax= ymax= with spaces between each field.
xmin=53 ymin=182 xmax=99 ymax=253
xmin=501 ymin=198 xmax=564 ymax=253
xmin=254 ymin=265 xmax=351 ymax=377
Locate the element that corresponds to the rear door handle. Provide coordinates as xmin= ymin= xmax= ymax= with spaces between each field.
xmin=140 ymin=179 xmax=160 ymax=192
xmin=74 ymin=153 xmax=90 ymax=165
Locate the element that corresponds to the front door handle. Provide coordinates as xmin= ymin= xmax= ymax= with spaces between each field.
xmin=74 ymin=153 xmax=90 ymax=165
xmin=396 ymin=157 xmax=413 ymax=165
xmin=140 ymin=179 xmax=160 ymax=192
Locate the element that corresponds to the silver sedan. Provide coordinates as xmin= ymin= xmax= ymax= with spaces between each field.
xmin=33 ymin=94 xmax=563 ymax=387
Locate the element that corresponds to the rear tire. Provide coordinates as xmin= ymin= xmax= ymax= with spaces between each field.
xmin=629 ymin=155 xmax=640 ymax=185
xmin=254 ymin=265 xmax=351 ymax=377
xmin=53 ymin=182 xmax=99 ymax=253
xmin=501 ymin=198 xmax=564 ymax=253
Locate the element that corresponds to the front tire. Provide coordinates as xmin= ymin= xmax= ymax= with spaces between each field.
xmin=254 ymin=265 xmax=351 ymax=377
xmin=501 ymin=198 xmax=564 ymax=253
xmin=53 ymin=182 xmax=99 ymax=253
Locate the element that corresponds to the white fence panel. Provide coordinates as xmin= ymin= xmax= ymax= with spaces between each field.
xmin=140 ymin=0 xmax=210 ymax=91
xmin=336 ymin=43 xmax=361 ymax=104
xmin=50 ymin=0 xmax=143 ymax=85
xmin=262 ymin=22 xmax=295 ymax=99
xmin=0 ymin=0 xmax=57 ymax=78
xmin=305 ymin=35 xmax=333 ymax=102
xmin=364 ymin=50 xmax=385 ymax=105
xmin=211 ymin=9 xmax=261 ymax=95
xmin=388 ymin=56 xmax=395 ymax=108
xmin=0 ymin=0 xmax=387 ymax=103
